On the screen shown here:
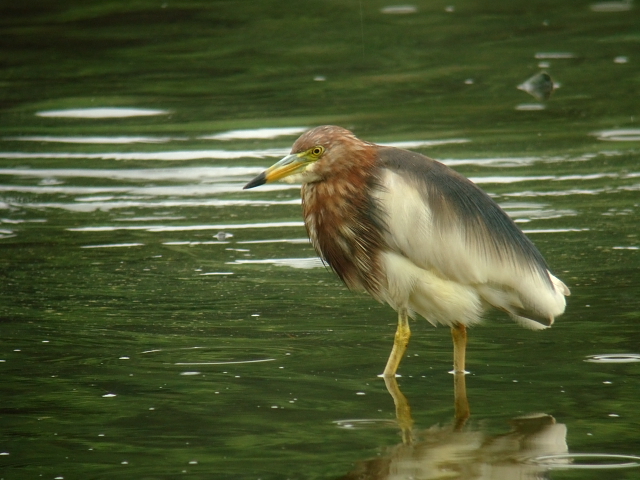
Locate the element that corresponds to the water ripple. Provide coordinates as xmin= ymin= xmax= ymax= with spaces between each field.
xmin=0 ymin=166 xmax=259 ymax=180
xmin=585 ymin=354 xmax=640 ymax=363
xmin=333 ymin=418 xmax=397 ymax=428
xmin=200 ymin=127 xmax=307 ymax=140
xmin=522 ymin=228 xmax=588 ymax=234
xmin=534 ymin=52 xmax=576 ymax=59
xmin=237 ymin=238 xmax=310 ymax=245
xmin=381 ymin=138 xmax=470 ymax=148
xmin=504 ymin=188 xmax=608 ymax=197
xmin=35 ymin=107 xmax=170 ymax=118
xmin=591 ymin=129 xmax=640 ymax=141
xmin=81 ymin=243 xmax=145 ymax=249
xmin=590 ymin=1 xmax=634 ymax=12
xmin=532 ymin=453 xmax=640 ymax=469
xmin=69 ymin=221 xmax=305 ymax=232
xmin=20 ymin=198 xmax=299 ymax=213
xmin=174 ymin=359 xmax=276 ymax=365
xmin=0 ymin=150 xmax=287 ymax=160
xmin=4 ymin=135 xmax=184 ymax=144
xmin=227 ymin=258 xmax=325 ymax=269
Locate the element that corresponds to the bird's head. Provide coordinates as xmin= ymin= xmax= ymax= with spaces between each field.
xmin=243 ymin=125 xmax=367 ymax=189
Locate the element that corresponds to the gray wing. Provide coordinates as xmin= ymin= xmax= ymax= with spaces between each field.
xmin=373 ymin=146 xmax=568 ymax=326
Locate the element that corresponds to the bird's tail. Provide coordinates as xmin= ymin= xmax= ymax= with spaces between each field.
xmin=478 ymin=270 xmax=570 ymax=330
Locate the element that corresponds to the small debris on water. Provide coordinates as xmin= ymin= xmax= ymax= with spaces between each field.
xmin=518 ymin=71 xmax=555 ymax=101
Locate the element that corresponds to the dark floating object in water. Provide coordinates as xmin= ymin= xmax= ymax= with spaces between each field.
xmin=518 ymin=71 xmax=555 ymax=101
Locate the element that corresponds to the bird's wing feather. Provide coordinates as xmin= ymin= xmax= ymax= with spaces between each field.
xmin=373 ymin=147 xmax=568 ymax=326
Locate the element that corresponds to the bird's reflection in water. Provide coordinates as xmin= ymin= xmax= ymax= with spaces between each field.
xmin=339 ymin=374 xmax=568 ymax=480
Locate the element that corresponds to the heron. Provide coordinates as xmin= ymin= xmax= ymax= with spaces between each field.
xmin=244 ymin=126 xmax=570 ymax=377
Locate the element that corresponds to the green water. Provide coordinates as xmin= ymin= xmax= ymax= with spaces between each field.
xmin=1 ymin=1 xmax=640 ymax=479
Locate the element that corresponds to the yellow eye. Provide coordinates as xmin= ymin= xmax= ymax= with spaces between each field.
xmin=310 ymin=146 xmax=324 ymax=157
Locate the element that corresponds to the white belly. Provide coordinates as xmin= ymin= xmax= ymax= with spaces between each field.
xmin=379 ymin=251 xmax=485 ymax=327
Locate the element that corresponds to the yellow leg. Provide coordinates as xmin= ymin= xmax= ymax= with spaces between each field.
xmin=381 ymin=309 xmax=410 ymax=377
xmin=451 ymin=324 xmax=470 ymax=428
xmin=451 ymin=323 xmax=467 ymax=374
xmin=453 ymin=371 xmax=470 ymax=430
xmin=382 ymin=375 xmax=414 ymax=445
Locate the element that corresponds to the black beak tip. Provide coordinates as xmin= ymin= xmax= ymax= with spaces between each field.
xmin=243 ymin=171 xmax=267 ymax=190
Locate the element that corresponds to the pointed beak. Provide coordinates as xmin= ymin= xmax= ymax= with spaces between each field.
xmin=243 ymin=171 xmax=267 ymax=190
xmin=243 ymin=153 xmax=308 ymax=190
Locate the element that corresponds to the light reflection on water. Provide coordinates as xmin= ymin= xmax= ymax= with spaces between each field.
xmin=68 ymin=221 xmax=306 ymax=232
xmin=4 ymin=135 xmax=186 ymax=144
xmin=591 ymin=129 xmax=640 ymax=141
xmin=0 ymin=149 xmax=629 ymax=166
xmin=470 ymin=173 xmax=622 ymax=184
xmin=199 ymin=127 xmax=308 ymax=140
xmin=80 ymin=242 xmax=146 ymax=249
xmin=339 ymin=414 xmax=572 ymax=479
xmin=0 ymin=142 xmax=631 ymax=249
xmin=4 ymin=127 xmax=311 ymax=143
xmin=0 ymin=141 xmax=472 ymax=161
xmin=173 ymin=359 xmax=276 ymax=365
xmin=237 ymin=238 xmax=310 ymax=244
xmin=227 ymin=257 xmax=325 ymax=269
xmin=1 ymin=168 xmax=629 ymax=184
xmin=336 ymin=374 xmax=640 ymax=478
xmin=534 ymin=52 xmax=576 ymax=59
xmin=0 ymin=149 xmax=289 ymax=160
xmin=35 ymin=107 xmax=171 ymax=118
xmin=585 ymin=354 xmax=640 ymax=363
xmin=0 ymin=166 xmax=260 ymax=180
xmin=16 ymin=198 xmax=300 ymax=212
xmin=515 ymin=103 xmax=546 ymax=111
xmin=533 ymin=453 xmax=640 ymax=470
xmin=590 ymin=0 xmax=634 ymax=12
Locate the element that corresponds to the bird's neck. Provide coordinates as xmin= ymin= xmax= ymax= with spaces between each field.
xmin=301 ymin=150 xmax=385 ymax=296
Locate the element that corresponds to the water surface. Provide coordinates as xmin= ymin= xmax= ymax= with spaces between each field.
xmin=1 ymin=1 xmax=640 ymax=479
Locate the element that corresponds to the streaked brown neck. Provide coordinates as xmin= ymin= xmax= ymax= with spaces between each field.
xmin=301 ymin=145 xmax=386 ymax=297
